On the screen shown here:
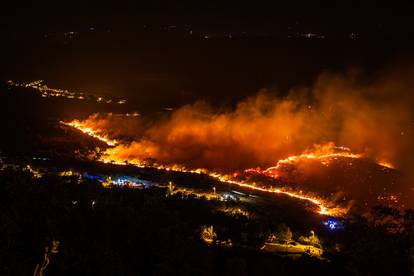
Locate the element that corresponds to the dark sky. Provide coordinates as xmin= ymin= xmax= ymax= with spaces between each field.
xmin=2 ymin=1 xmax=414 ymax=111
xmin=2 ymin=2 xmax=414 ymax=32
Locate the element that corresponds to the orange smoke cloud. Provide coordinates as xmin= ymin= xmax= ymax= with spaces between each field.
xmin=103 ymin=96 xmax=329 ymax=171
xmin=75 ymin=68 xmax=414 ymax=175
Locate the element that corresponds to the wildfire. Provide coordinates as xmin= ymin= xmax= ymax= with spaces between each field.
xmin=210 ymin=173 xmax=343 ymax=216
xmin=377 ymin=160 xmax=394 ymax=169
xmin=98 ymin=155 xmax=345 ymax=216
xmin=61 ymin=121 xmax=118 ymax=146
xmin=244 ymin=143 xmax=365 ymax=179
xmin=63 ymin=119 xmax=396 ymax=218
xmin=96 ymin=141 xmax=398 ymax=217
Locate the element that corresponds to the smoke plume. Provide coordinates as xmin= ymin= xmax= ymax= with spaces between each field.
xmin=79 ymin=67 xmax=414 ymax=176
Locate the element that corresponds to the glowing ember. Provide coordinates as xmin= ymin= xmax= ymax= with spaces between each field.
xmin=60 ymin=121 xmax=118 ymax=146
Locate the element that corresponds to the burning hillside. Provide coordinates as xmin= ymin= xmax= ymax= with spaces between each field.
xmin=65 ymin=69 xmax=414 ymax=172
xmin=240 ymin=155 xmax=406 ymax=210
xmin=64 ymin=115 xmax=408 ymax=216
xmin=61 ymin=120 xmax=119 ymax=146
xmin=62 ymin=70 xmax=414 ymax=214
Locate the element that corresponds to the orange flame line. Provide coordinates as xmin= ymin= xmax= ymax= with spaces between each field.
xmin=60 ymin=121 xmax=118 ymax=146
xmin=99 ymin=157 xmax=345 ymax=216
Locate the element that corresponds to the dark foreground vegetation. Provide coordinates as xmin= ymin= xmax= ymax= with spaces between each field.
xmin=1 ymin=168 xmax=413 ymax=275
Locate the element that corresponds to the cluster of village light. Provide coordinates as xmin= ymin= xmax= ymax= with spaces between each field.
xmin=6 ymin=80 xmax=126 ymax=104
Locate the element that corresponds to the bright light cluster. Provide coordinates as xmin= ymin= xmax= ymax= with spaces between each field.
xmin=7 ymin=80 xmax=126 ymax=104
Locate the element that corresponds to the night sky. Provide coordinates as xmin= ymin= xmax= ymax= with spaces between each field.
xmin=2 ymin=2 xmax=414 ymax=28
xmin=2 ymin=2 xmax=414 ymax=110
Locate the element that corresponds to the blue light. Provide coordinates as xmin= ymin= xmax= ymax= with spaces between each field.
xmin=328 ymin=221 xmax=336 ymax=230
xmin=324 ymin=218 xmax=344 ymax=230
xmin=83 ymin=173 xmax=106 ymax=182
xmin=221 ymin=193 xmax=237 ymax=201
